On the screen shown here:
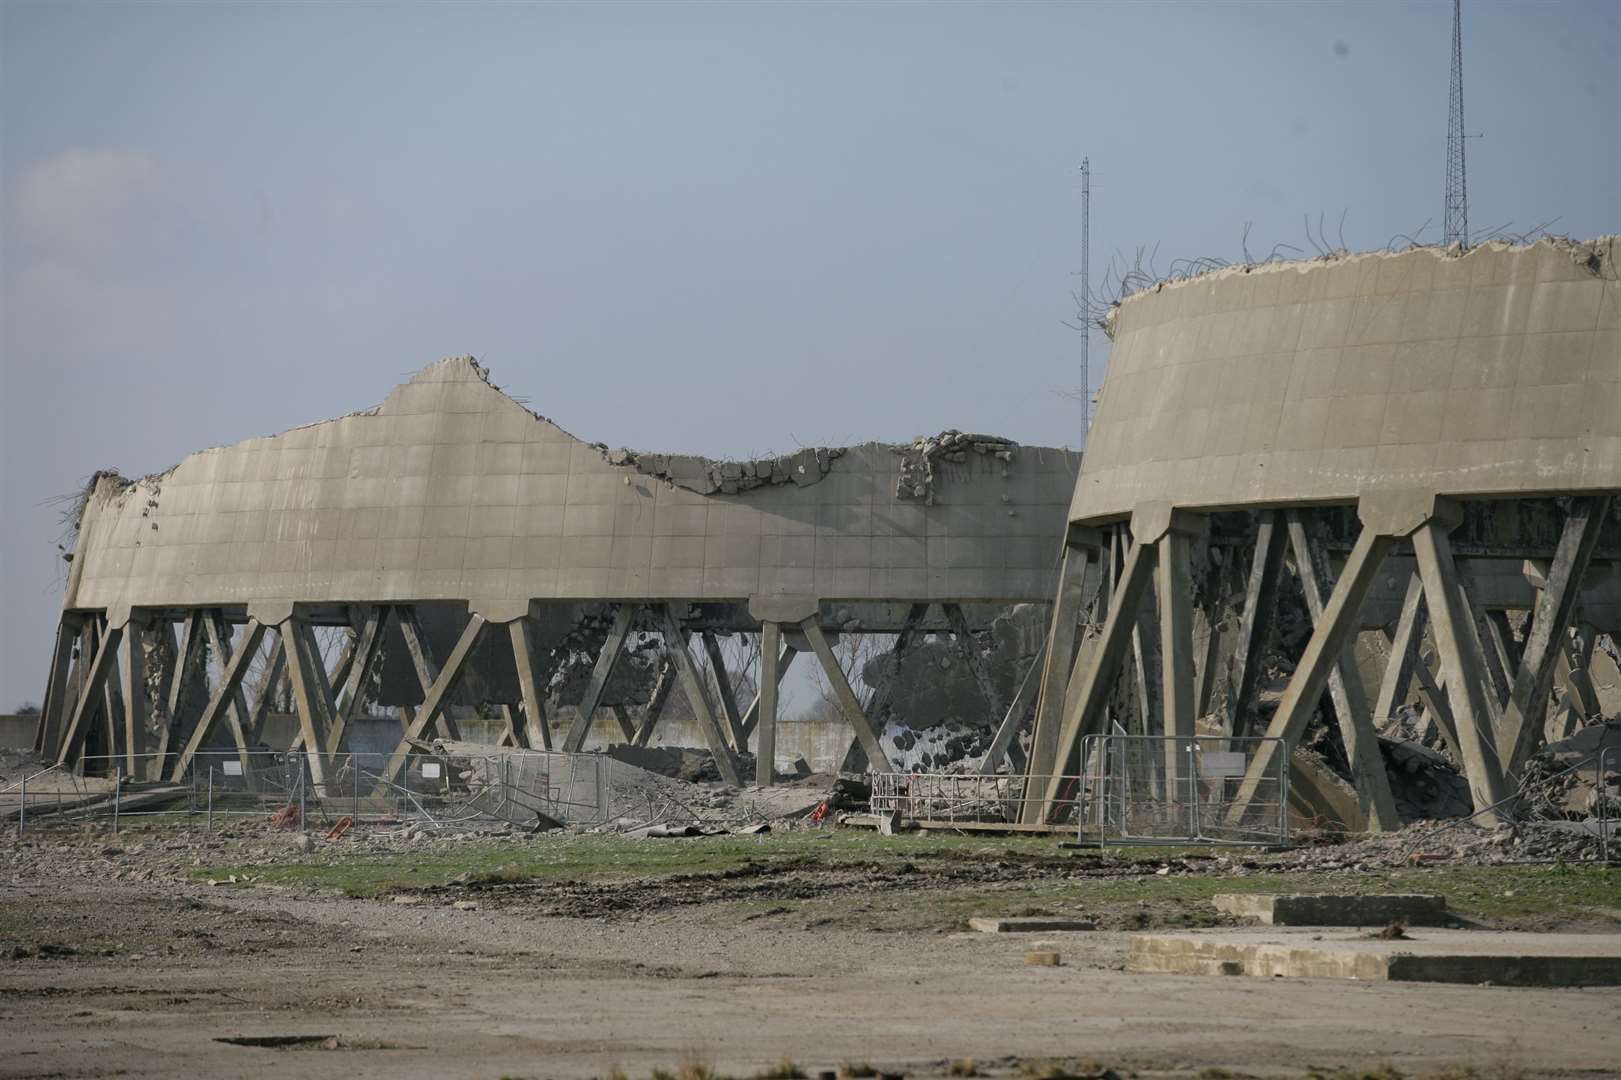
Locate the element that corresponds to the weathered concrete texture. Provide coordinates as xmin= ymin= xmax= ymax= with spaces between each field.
xmin=64 ymin=358 xmax=1079 ymax=614
xmin=1128 ymin=929 xmax=1621 ymax=986
xmin=1212 ymin=893 xmax=1449 ymax=926
xmin=1075 ymin=238 xmax=1621 ymax=523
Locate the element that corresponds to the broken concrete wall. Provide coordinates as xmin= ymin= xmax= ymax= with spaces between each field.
xmin=65 ymin=357 xmax=1080 ymax=614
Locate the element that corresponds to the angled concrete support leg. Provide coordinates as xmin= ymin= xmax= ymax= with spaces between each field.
xmin=283 ymin=619 xmax=341 ymax=794
xmin=1373 ymin=572 xmax=1426 ymax=732
xmin=1034 ymin=525 xmax=1158 ymax=822
xmin=1557 ymin=630 xmax=1602 ymax=717
xmin=36 ymin=616 xmax=80 ymax=760
xmin=509 ymin=617 xmax=552 ymax=750
xmin=247 ymin=636 xmax=285 ymax=745
xmin=563 ymin=604 xmax=634 ymax=752
xmin=1025 ymin=534 xmax=1098 ymax=785
xmin=840 ymin=602 xmax=930 ymax=775
xmin=1499 ymin=495 xmax=1611 ymax=778
xmin=658 ymin=605 xmax=742 ymax=786
xmin=944 ymin=602 xmax=1005 ymax=728
xmin=701 ymin=631 xmax=748 ymax=751
xmin=383 ymin=614 xmax=487 ymax=783
xmin=635 ymin=654 xmax=678 ymax=747
xmin=1131 ymin=570 xmax=1163 ymax=737
xmin=154 ymin=612 xmax=203 ymax=775
xmin=1225 ymin=511 xmax=1286 ymax=738
xmin=1412 ymin=513 xmax=1509 ymax=823
xmin=757 ymin=622 xmax=782 ymax=787
xmin=173 ymin=617 xmax=266 ymax=780
xmin=741 ymin=639 xmax=797 ymax=743
xmin=1228 ymin=523 xmax=1394 ymax=827
xmin=57 ymin=621 xmax=122 ymax=767
xmin=398 ymin=607 xmax=463 ymax=741
xmin=1411 ymin=648 xmax=1465 ymax=762
xmin=1286 ymin=512 xmax=1399 ymax=831
xmin=328 ymin=605 xmax=386 ymax=754
xmin=980 ymin=636 xmax=1046 ymax=775
xmin=802 ymin=617 xmax=893 ymax=775
xmin=205 ymin=611 xmax=259 ymax=774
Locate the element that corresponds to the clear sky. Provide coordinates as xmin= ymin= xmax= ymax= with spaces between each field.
xmin=2 ymin=0 xmax=1617 ymax=708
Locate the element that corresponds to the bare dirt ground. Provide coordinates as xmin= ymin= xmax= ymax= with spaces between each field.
xmin=3 ymin=822 xmax=1620 ymax=1080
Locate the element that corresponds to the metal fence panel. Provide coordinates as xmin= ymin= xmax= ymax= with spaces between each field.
xmin=1079 ymin=734 xmax=1290 ymax=846
xmin=869 ymin=772 xmax=1086 ymax=827
xmin=13 ymin=747 xmax=618 ymax=832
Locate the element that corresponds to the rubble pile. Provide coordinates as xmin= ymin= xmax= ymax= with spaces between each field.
xmin=1381 ymin=738 xmax=1473 ymax=822
xmin=893 ymin=430 xmax=1016 ymax=504
xmin=603 ymin=445 xmax=844 ymax=495
xmin=1517 ymin=722 xmax=1621 ymax=823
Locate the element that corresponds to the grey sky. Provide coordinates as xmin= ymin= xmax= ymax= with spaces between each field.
xmin=2 ymin=0 xmax=1617 ymax=707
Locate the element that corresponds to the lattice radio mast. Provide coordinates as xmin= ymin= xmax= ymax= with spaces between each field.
xmin=1080 ymin=157 xmax=1092 ymax=437
xmin=1444 ymin=0 xmax=1469 ymax=249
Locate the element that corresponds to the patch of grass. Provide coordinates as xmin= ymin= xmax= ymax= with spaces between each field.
xmin=1016 ymin=1061 xmax=1121 ymax=1080
xmin=837 ymin=1064 xmax=877 ymax=1079
xmin=756 ymin=1063 xmax=806 ymax=1080
xmin=192 ymin=829 xmax=1620 ymax=929
xmin=193 ymin=830 xmax=1078 ymax=897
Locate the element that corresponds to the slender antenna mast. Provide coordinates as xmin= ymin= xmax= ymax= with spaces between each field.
xmin=1444 ymin=0 xmax=1469 ymax=249
xmin=1079 ymin=156 xmax=1091 ymax=437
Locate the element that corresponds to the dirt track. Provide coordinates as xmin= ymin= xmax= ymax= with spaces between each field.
xmin=3 ymin=828 xmax=1620 ymax=1079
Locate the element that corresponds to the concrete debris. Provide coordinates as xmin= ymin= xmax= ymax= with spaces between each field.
xmin=604 ymin=444 xmax=845 ymax=495
xmin=892 ymin=430 xmax=1017 ymax=504
xmin=1211 ymin=892 xmax=1448 ymax=927
xmin=1382 ymin=738 xmax=1473 ymax=823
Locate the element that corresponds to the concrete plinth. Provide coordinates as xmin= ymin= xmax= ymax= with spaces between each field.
xmin=1212 ymin=893 xmax=1449 ymax=926
xmin=969 ymin=917 xmax=1097 ymax=933
xmin=1128 ymin=929 xmax=1621 ymax=986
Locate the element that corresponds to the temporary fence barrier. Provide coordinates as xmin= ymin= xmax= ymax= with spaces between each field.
xmin=9 ymin=747 xmax=620 ymax=834
xmin=869 ymin=772 xmax=1088 ymax=827
xmin=1077 ymin=734 xmax=1291 ymax=846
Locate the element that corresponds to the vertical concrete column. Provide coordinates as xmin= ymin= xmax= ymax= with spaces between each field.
xmin=1156 ymin=515 xmax=1203 ymax=799
xmin=757 ymin=621 xmax=782 ymax=788
xmin=118 ymin=616 xmax=149 ymax=774
xmin=509 ymin=616 xmax=552 ymax=750
xmin=1224 ymin=511 xmax=1286 ymax=738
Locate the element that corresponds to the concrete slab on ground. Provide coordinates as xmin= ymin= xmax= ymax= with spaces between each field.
xmin=1128 ymin=929 xmax=1621 ymax=986
xmin=1212 ymin=893 xmax=1448 ymax=926
xmin=969 ymin=916 xmax=1097 ymax=933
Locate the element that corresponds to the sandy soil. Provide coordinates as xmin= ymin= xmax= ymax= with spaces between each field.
xmin=2 ymin=828 xmax=1619 ymax=1080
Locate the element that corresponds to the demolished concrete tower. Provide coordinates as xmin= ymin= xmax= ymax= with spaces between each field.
xmin=37 ymin=357 xmax=1079 ymax=788
xmin=1024 ymin=237 xmax=1621 ymax=828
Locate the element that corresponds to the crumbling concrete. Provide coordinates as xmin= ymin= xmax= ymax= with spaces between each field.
xmin=1128 ymin=929 xmax=1621 ymax=986
xmin=1212 ymin=893 xmax=1449 ymax=927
